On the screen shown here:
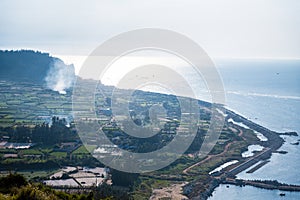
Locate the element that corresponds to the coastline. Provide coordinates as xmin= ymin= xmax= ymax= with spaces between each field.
xmin=190 ymin=105 xmax=298 ymax=200
xmin=225 ymin=109 xmax=285 ymax=150
xmin=1 ymin=78 xmax=298 ymax=199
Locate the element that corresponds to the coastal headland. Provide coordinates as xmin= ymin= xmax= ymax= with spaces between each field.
xmin=0 ymin=50 xmax=299 ymax=199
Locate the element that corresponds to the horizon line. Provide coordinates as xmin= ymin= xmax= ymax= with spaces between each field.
xmin=1 ymin=47 xmax=300 ymax=61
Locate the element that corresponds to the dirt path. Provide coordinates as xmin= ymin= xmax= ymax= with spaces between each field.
xmin=183 ymin=127 xmax=243 ymax=174
xmin=149 ymin=182 xmax=189 ymax=200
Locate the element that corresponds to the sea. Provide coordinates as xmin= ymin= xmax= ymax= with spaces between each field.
xmin=208 ymin=59 xmax=300 ymax=200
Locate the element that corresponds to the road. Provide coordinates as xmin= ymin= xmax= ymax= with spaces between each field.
xmin=183 ymin=127 xmax=243 ymax=174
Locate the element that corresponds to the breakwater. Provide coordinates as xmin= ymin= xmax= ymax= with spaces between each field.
xmin=224 ymin=179 xmax=300 ymax=192
xmin=227 ymin=148 xmax=272 ymax=176
xmin=246 ymin=160 xmax=270 ymax=173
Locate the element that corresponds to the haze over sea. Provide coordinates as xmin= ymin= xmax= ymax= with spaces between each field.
xmin=210 ymin=59 xmax=300 ymax=200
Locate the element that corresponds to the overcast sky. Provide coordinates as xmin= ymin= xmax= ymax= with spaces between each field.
xmin=1 ymin=0 xmax=300 ymax=59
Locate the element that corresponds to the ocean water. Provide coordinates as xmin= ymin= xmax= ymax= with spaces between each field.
xmin=209 ymin=184 xmax=300 ymax=200
xmin=208 ymin=59 xmax=300 ymax=199
xmin=218 ymin=59 xmax=300 ymax=133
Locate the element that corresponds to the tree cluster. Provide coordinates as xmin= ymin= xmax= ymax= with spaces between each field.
xmin=0 ymin=117 xmax=78 ymax=145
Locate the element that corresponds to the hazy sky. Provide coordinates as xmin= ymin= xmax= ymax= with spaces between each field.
xmin=1 ymin=0 xmax=300 ymax=59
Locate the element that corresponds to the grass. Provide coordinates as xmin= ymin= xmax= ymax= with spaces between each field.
xmin=50 ymin=151 xmax=67 ymax=159
xmin=0 ymin=169 xmax=58 ymax=180
xmin=2 ymin=158 xmax=26 ymax=164
xmin=153 ymin=156 xmax=197 ymax=176
xmin=73 ymin=145 xmax=96 ymax=155
xmin=72 ymin=145 xmax=88 ymax=154
xmin=0 ymin=149 xmax=17 ymax=154
xmin=18 ymin=170 xmax=57 ymax=180
xmin=39 ymin=147 xmax=54 ymax=154
xmin=20 ymin=148 xmax=43 ymax=155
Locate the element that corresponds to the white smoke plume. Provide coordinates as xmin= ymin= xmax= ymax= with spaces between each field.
xmin=45 ymin=59 xmax=75 ymax=94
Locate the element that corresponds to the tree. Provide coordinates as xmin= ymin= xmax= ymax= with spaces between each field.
xmin=0 ymin=173 xmax=27 ymax=193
